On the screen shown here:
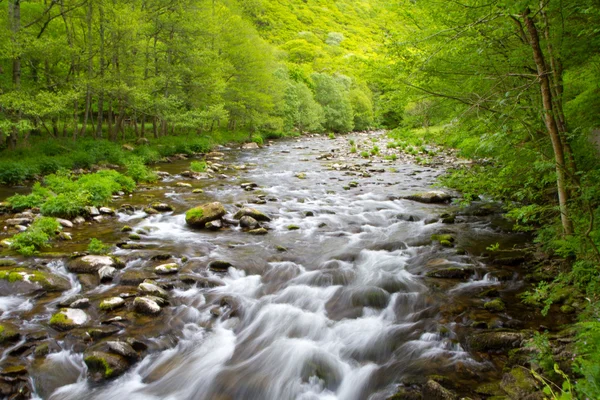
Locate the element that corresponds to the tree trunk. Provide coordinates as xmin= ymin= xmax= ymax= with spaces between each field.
xmin=140 ymin=115 xmax=146 ymax=138
xmin=152 ymin=116 xmax=158 ymax=138
xmin=523 ymin=9 xmax=573 ymax=236
xmin=8 ymin=0 xmax=21 ymax=150
xmin=96 ymin=5 xmax=106 ymax=139
xmin=107 ymin=99 xmax=114 ymax=141
xmin=81 ymin=0 xmax=93 ymax=137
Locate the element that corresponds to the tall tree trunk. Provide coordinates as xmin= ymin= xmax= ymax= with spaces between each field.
xmin=539 ymin=2 xmax=577 ymax=176
xmin=523 ymin=9 xmax=573 ymax=236
xmin=8 ymin=0 xmax=21 ymax=150
xmin=152 ymin=116 xmax=158 ymax=139
xmin=96 ymin=5 xmax=106 ymax=138
xmin=81 ymin=0 xmax=94 ymax=137
xmin=140 ymin=114 xmax=146 ymax=138
xmin=107 ymin=99 xmax=114 ymax=141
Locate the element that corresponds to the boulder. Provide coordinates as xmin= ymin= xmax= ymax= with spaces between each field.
xmin=5 ymin=218 xmax=32 ymax=227
xmin=422 ymin=380 xmax=458 ymax=400
xmin=84 ymin=351 xmax=130 ymax=381
xmin=404 ymin=191 xmax=452 ymax=204
xmin=151 ymin=203 xmax=173 ymax=212
xmin=99 ymin=297 xmax=126 ymax=311
xmin=208 ymin=260 xmax=233 ymax=272
xmin=248 ymin=228 xmax=268 ymax=235
xmin=56 ymin=218 xmax=74 ymax=228
xmin=239 ymin=216 xmax=259 ymax=229
xmin=68 ymin=256 xmax=124 ymax=274
xmin=466 ymin=331 xmax=525 ymax=352
xmin=154 ymin=263 xmax=179 ymax=275
xmin=205 ymin=220 xmax=222 ymax=230
xmin=106 ymin=341 xmax=138 ymax=361
xmin=500 ymin=368 xmax=540 ymax=399
xmin=138 ymin=282 xmax=168 ymax=299
xmin=99 ymin=207 xmax=115 ymax=215
xmin=426 ymin=267 xmax=474 ymax=279
xmin=0 ymin=323 xmax=20 ymax=344
xmin=120 ymin=270 xmax=151 ymax=286
xmin=133 ymin=297 xmax=161 ymax=316
xmin=0 ymin=267 xmax=71 ymax=293
xmin=233 ymin=207 xmax=271 ymax=222
xmin=242 ymin=142 xmax=259 ymax=149
xmin=49 ymin=308 xmax=89 ymax=331
xmin=98 ymin=266 xmax=117 ymax=282
xmin=185 ymin=202 xmax=226 ymax=228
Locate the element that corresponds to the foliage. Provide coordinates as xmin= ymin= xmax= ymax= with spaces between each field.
xmin=10 ymin=217 xmax=61 ymax=256
xmin=125 ymin=158 xmax=158 ymax=183
xmin=87 ymin=238 xmax=110 ymax=255
xmin=190 ymin=161 xmax=208 ymax=173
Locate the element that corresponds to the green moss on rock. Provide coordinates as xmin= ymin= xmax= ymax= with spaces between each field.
xmin=484 ymin=299 xmax=506 ymax=312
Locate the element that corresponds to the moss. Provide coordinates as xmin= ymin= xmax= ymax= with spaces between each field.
xmin=84 ymin=355 xmax=114 ymax=378
xmin=0 ymin=324 xmax=19 ymax=344
xmin=431 ymin=234 xmax=455 ymax=243
xmin=129 ymin=233 xmax=141 ymax=241
xmin=484 ymin=299 xmax=506 ymax=312
xmin=49 ymin=311 xmax=72 ymax=326
xmin=287 ymin=225 xmax=300 ymax=230
xmin=121 ymin=226 xmax=133 ymax=232
xmin=185 ymin=208 xmax=204 ymax=221
xmin=0 ymin=259 xmax=16 ymax=267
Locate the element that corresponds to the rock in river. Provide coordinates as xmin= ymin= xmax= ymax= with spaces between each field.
xmin=233 ymin=207 xmax=272 ymax=222
xmin=404 ymin=190 xmax=452 ymax=204
xmin=185 ymin=202 xmax=226 ymax=228
xmin=134 ymin=296 xmax=161 ymax=315
xmin=68 ymin=256 xmax=124 ymax=274
xmin=84 ymin=351 xmax=130 ymax=381
xmin=0 ymin=267 xmax=71 ymax=294
xmin=49 ymin=308 xmax=89 ymax=331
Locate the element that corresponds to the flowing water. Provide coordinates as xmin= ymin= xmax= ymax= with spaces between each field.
xmin=0 ymin=132 xmax=551 ymax=399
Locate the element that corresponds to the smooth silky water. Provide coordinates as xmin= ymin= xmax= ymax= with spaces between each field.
xmin=5 ymin=133 xmax=533 ymax=399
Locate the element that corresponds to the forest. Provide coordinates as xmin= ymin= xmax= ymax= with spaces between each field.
xmin=1 ymin=0 xmax=600 ymax=399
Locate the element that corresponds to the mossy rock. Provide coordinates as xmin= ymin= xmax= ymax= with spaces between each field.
xmin=209 ymin=260 xmax=233 ymax=272
xmin=405 ymin=191 xmax=452 ymax=204
xmin=121 ymin=226 xmax=133 ymax=233
xmin=467 ymin=331 xmax=525 ymax=353
xmin=484 ymin=299 xmax=506 ymax=312
xmin=154 ymin=263 xmax=179 ymax=275
xmin=422 ymin=380 xmax=458 ymax=400
xmin=0 ymin=267 xmax=71 ymax=293
xmin=475 ymin=382 xmax=506 ymax=396
xmin=119 ymin=270 xmax=151 ymax=286
xmin=185 ymin=202 xmax=226 ymax=228
xmin=287 ymin=225 xmax=301 ymax=231
xmin=426 ymin=267 xmax=474 ymax=279
xmin=0 ymin=323 xmax=20 ymax=344
xmin=431 ymin=234 xmax=455 ymax=248
xmin=0 ymin=259 xmax=17 ymax=267
xmin=99 ymin=297 xmax=126 ymax=311
xmin=500 ymin=368 xmax=540 ymax=399
xmin=233 ymin=207 xmax=272 ymax=222
xmin=49 ymin=308 xmax=89 ymax=331
xmin=248 ymin=228 xmax=268 ymax=235
xmin=84 ymin=351 xmax=130 ymax=381
xmin=68 ymin=256 xmax=124 ymax=274
xmin=129 ymin=233 xmax=141 ymax=241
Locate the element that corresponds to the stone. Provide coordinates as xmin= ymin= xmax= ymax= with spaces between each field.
xmin=205 ymin=220 xmax=223 ymax=230
xmin=422 ymin=380 xmax=458 ymax=400
xmin=93 ymin=215 xmax=104 ymax=223
xmin=484 ymin=299 xmax=506 ymax=312
xmin=73 ymin=216 xmax=86 ymax=225
xmin=58 ymin=232 xmax=72 ymax=241
xmin=138 ymin=282 xmax=168 ymax=299
xmin=0 ymin=267 xmax=71 ymax=293
xmin=154 ymin=263 xmax=179 ymax=275
xmin=99 ymin=297 xmax=126 ymax=311
xmin=144 ymin=207 xmax=159 ymax=215
xmin=134 ymin=297 xmax=161 ymax=315
xmin=185 ymin=202 xmax=226 ymax=228
xmin=121 ymin=226 xmax=133 ymax=232
xmin=5 ymin=218 xmax=32 ymax=226
xmin=232 ymin=207 xmax=271 ymax=222
xmin=176 ymin=182 xmax=193 ymax=188
xmin=49 ymin=308 xmax=88 ymax=331
xmin=156 ymin=171 xmax=171 ymax=178
xmin=241 ymin=182 xmax=258 ymax=190
xmin=192 ymin=189 xmax=204 ymax=194
xmin=106 ymin=341 xmax=138 ymax=361
xmin=295 ymin=172 xmax=307 ymax=179
xmin=249 ymin=228 xmax=268 ymax=235
xmin=239 ymin=216 xmax=259 ymax=229
xmin=0 ymin=259 xmax=16 ymax=267
xmin=287 ymin=225 xmax=300 ymax=231
xmin=467 ymin=331 xmax=525 ymax=352
xmin=122 ymin=144 xmax=135 ymax=151
xmin=56 ymin=218 xmax=74 ymax=228
xmin=70 ymin=298 xmax=90 ymax=309
xmin=151 ymin=203 xmax=173 ymax=212
xmin=129 ymin=233 xmax=141 ymax=241
xmin=405 ymin=191 xmax=452 ymax=204
xmin=208 ymin=260 xmax=233 ymax=272
xmin=99 ymin=207 xmax=115 ymax=215
xmin=242 ymin=142 xmax=259 ymax=149
xmin=500 ymin=368 xmax=540 ymax=399
xmin=68 ymin=256 xmax=123 ymax=274
xmin=426 ymin=267 xmax=474 ymax=279
xmin=0 ymin=323 xmax=20 ymax=344
xmin=136 ymin=138 xmax=149 ymax=145
xmin=84 ymin=351 xmax=130 ymax=381
xmin=120 ymin=270 xmax=151 ymax=286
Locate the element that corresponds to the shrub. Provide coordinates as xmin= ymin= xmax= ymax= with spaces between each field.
xmin=350 ymin=146 xmax=357 ymax=153
xmin=40 ymin=192 xmax=88 ymax=218
xmin=251 ymin=135 xmax=264 ymax=146
xmin=10 ymin=217 xmax=61 ymax=256
xmin=360 ymin=151 xmax=370 ymax=158
xmin=88 ymin=238 xmax=110 ymax=255
xmin=7 ymin=183 xmax=52 ymax=211
xmin=125 ymin=158 xmax=157 ymax=183
xmin=0 ymin=162 xmax=31 ymax=185
xmin=190 ymin=161 xmax=207 ymax=173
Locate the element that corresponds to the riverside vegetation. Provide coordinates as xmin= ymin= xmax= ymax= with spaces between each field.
xmin=1 ymin=0 xmax=600 ymax=399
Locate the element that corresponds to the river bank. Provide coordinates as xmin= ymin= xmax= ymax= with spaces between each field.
xmin=0 ymin=131 xmax=577 ymax=399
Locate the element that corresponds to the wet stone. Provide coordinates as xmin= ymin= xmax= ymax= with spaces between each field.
xmin=134 ymin=297 xmax=161 ymax=316
xmin=155 ymin=263 xmax=179 ymax=275
xmin=99 ymin=297 xmax=126 ymax=311
xmin=138 ymin=282 xmax=169 ymax=299
xmin=209 ymin=260 xmax=233 ymax=272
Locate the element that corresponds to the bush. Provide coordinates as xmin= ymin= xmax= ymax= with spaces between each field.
xmin=190 ymin=161 xmax=207 ymax=173
xmin=40 ymin=192 xmax=88 ymax=218
xmin=10 ymin=217 xmax=61 ymax=256
xmin=125 ymin=158 xmax=158 ymax=183
xmin=7 ymin=183 xmax=52 ymax=211
xmin=88 ymin=238 xmax=110 ymax=255
xmin=0 ymin=162 xmax=32 ymax=185
xmin=251 ymin=135 xmax=264 ymax=146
